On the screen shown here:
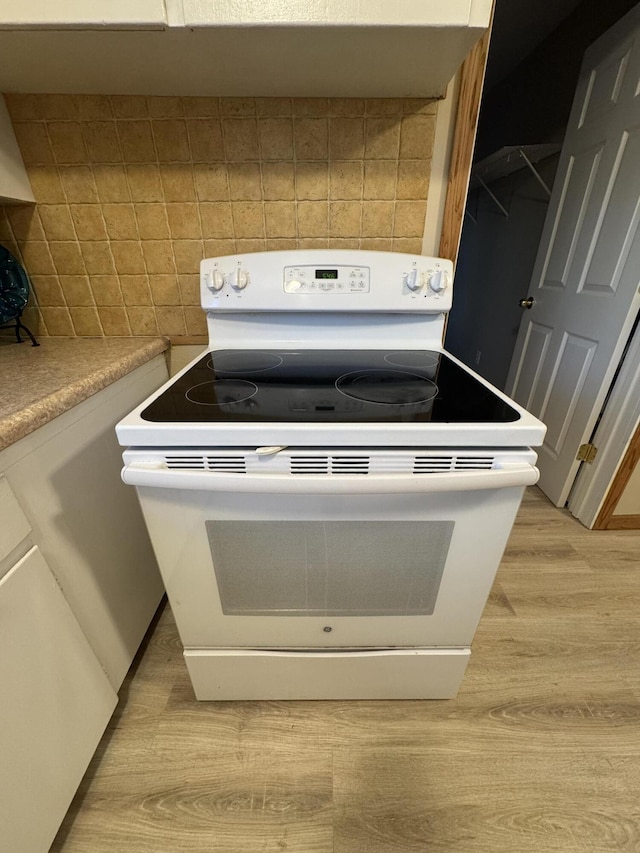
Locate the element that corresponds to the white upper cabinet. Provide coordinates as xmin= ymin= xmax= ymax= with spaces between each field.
xmin=0 ymin=0 xmax=167 ymax=28
xmin=0 ymin=0 xmax=491 ymax=97
xmin=180 ymin=0 xmax=487 ymax=27
xmin=0 ymin=98 xmax=34 ymax=204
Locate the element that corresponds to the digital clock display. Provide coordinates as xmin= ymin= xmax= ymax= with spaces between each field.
xmin=316 ymin=269 xmax=338 ymax=279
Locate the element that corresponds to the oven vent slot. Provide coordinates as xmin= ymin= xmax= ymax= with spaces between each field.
xmin=206 ymin=456 xmax=247 ymax=473
xmin=289 ymin=455 xmax=371 ymax=475
xmin=165 ymin=455 xmax=206 ymax=470
xmin=331 ymin=456 xmax=370 ymax=475
xmin=163 ymin=455 xmax=247 ymax=473
xmin=290 ymin=456 xmax=330 ymax=474
xmin=413 ymin=455 xmax=495 ymax=473
xmin=453 ymin=456 xmax=495 ymax=471
xmin=413 ymin=455 xmax=454 ymax=473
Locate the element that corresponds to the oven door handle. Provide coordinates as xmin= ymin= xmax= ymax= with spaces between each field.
xmin=122 ymin=463 xmax=539 ymax=493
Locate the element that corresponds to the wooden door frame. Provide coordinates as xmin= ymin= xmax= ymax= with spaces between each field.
xmin=594 ymin=422 xmax=640 ymax=528
xmin=438 ymin=27 xmax=492 ymax=264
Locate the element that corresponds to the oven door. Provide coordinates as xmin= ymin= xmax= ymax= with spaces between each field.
xmin=123 ymin=461 xmax=538 ymax=649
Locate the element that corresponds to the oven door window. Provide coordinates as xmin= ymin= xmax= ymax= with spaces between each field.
xmin=206 ymin=520 xmax=454 ymax=617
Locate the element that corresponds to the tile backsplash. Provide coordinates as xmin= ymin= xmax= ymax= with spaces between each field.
xmin=0 ymin=95 xmax=436 ymax=338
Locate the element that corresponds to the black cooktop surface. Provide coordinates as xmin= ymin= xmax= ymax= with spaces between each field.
xmin=141 ymin=349 xmax=520 ymax=424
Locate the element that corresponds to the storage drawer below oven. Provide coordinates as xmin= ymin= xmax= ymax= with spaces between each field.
xmin=184 ymin=647 xmax=470 ymax=700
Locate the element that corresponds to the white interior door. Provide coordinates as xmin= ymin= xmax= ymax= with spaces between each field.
xmin=505 ymin=5 xmax=640 ymax=506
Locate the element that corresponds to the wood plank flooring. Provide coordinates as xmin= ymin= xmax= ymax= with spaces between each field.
xmin=51 ymin=488 xmax=640 ymax=853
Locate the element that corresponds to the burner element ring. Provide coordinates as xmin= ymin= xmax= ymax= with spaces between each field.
xmin=384 ymin=351 xmax=439 ymax=370
xmin=208 ymin=351 xmax=284 ymax=374
xmin=185 ymin=379 xmax=258 ymax=406
xmin=335 ymin=369 xmax=438 ymax=406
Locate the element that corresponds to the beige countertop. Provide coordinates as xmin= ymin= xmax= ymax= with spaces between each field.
xmin=0 ymin=337 xmax=169 ymax=453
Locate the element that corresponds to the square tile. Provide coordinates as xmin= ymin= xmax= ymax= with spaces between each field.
xmin=111 ymin=96 xmax=148 ymax=118
xmin=39 ymin=204 xmax=77 ymax=240
xmin=134 ymin=204 xmax=170 ymax=240
xmin=220 ymin=98 xmax=256 ymax=116
xmin=363 ymin=161 xmax=397 ymax=200
xmin=111 ymin=241 xmax=146 ymax=275
xmin=26 ymin=166 xmax=66 ymax=203
xmin=49 ymin=241 xmax=86 ymax=275
xmin=13 ymin=121 xmax=55 ymax=165
xmin=160 ymin=165 xmax=196 ymax=202
xmin=399 ymin=115 xmax=436 ymax=159
xmin=118 ymin=121 xmax=156 ymax=163
xmin=231 ymin=202 xmax=265 ymax=239
xmin=102 ymin=204 xmax=139 ymax=241
xmin=396 ymin=160 xmax=431 ymax=200
xmin=31 ymin=275 xmax=64 ymax=307
xmin=60 ymin=275 xmax=94 ymax=306
xmin=98 ymin=306 xmax=131 ymax=335
xmin=200 ymin=203 xmax=234 ymax=239
xmin=48 ymin=122 xmax=87 ymax=164
xmin=364 ymin=118 xmax=401 ymax=159
xmin=294 ymin=119 xmax=328 ymax=160
xmin=265 ymin=202 xmax=296 ymax=238
xmin=228 ymin=163 xmax=263 ymax=201
xmin=223 ymin=118 xmax=259 ymax=161
xmin=142 ymin=240 xmax=177 ymax=274
xmin=297 ymin=202 xmax=328 ymax=238
xmin=187 ymin=119 xmax=225 ymax=162
xmin=182 ymin=97 xmax=220 ymax=118
xmin=166 ymin=203 xmax=202 ymax=239
xmin=153 ymin=119 xmax=191 ymax=162
xmin=69 ymin=306 xmax=102 ymax=335
xmin=149 ymin=274 xmax=181 ymax=305
xmin=89 ymin=275 xmax=124 ymax=306
xmin=329 ymin=162 xmax=362 ymax=200
xmin=148 ymin=97 xmax=184 ymax=118
xmin=127 ymin=164 xmax=164 ymax=202
xmin=329 ymin=201 xmax=361 ymax=238
xmin=7 ymin=206 xmax=45 ymax=241
xmin=155 ymin=306 xmax=186 ymax=335
xmin=126 ymin=306 xmax=159 ymax=335
xmin=82 ymin=121 xmax=122 ymax=163
xmin=393 ymin=201 xmax=427 ymax=237
xmin=258 ymin=118 xmax=294 ymax=160
xmin=59 ymin=166 xmax=99 ymax=203
xmin=40 ymin=306 xmax=73 ymax=335
xmin=121 ymin=275 xmax=152 ymax=306
xmin=173 ymin=242 xmax=204 ymax=276
xmin=262 ymin=163 xmax=295 ymax=200
xmin=92 ymin=165 xmax=131 ymax=202
xmin=329 ymin=118 xmax=364 ymax=160
xmin=193 ymin=164 xmax=229 ymax=201
xmin=80 ymin=242 xmax=116 ymax=275
xmin=296 ymin=162 xmax=329 ymax=200
xmin=361 ymin=202 xmax=394 ymax=237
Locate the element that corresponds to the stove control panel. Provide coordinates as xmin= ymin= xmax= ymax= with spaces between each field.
xmin=201 ymin=250 xmax=453 ymax=312
xmin=284 ymin=264 xmax=370 ymax=294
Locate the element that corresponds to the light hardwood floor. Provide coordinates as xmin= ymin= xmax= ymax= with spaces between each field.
xmin=51 ymin=488 xmax=640 ymax=853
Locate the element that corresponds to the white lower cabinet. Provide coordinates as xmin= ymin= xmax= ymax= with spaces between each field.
xmin=0 ymin=353 xmax=168 ymax=850
xmin=0 ymin=546 xmax=117 ymax=853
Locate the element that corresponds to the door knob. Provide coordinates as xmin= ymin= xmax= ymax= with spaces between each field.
xmin=519 ymin=297 xmax=535 ymax=309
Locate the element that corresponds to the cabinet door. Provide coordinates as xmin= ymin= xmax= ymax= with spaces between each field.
xmin=0 ymin=0 xmax=167 ymax=28
xmin=0 ymin=547 xmax=117 ymax=853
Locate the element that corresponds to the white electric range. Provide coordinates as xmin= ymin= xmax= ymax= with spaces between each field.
xmin=117 ymin=250 xmax=545 ymax=700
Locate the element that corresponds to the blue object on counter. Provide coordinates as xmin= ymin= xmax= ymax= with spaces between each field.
xmin=0 ymin=244 xmax=39 ymax=345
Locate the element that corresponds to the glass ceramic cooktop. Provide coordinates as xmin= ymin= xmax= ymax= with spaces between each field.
xmin=141 ymin=349 xmax=520 ymax=424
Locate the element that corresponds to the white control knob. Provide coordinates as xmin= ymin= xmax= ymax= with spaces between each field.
xmin=428 ymin=270 xmax=448 ymax=293
xmin=403 ymin=268 xmax=423 ymax=292
xmin=207 ymin=270 xmax=225 ymax=292
xmin=231 ymin=267 xmax=249 ymax=291
xmin=285 ymin=280 xmax=303 ymax=293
